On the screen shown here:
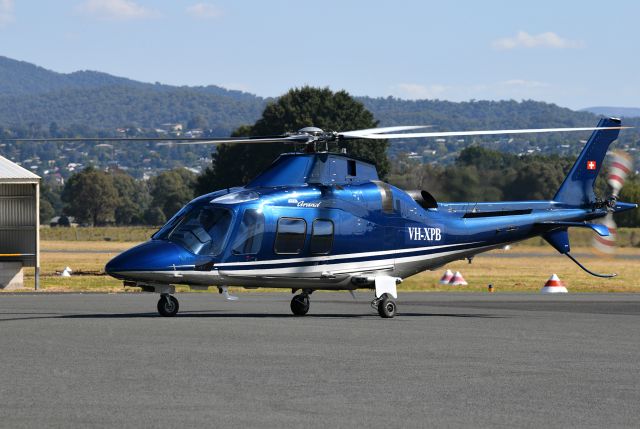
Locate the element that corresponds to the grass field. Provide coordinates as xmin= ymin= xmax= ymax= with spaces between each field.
xmin=400 ymin=246 xmax=640 ymax=293
xmin=41 ymin=227 xmax=158 ymax=242
xmin=8 ymin=236 xmax=639 ymax=293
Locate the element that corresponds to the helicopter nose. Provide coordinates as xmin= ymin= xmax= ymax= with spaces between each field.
xmin=105 ymin=240 xmax=195 ymax=279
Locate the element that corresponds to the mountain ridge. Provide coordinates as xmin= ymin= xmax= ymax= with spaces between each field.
xmin=0 ymin=55 xmax=627 ymax=131
xmin=1 ymin=55 xmax=638 ymax=179
xmin=0 ymin=55 xmax=262 ymax=103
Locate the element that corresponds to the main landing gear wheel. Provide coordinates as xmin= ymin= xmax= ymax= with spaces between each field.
xmin=157 ymin=294 xmax=179 ymax=317
xmin=290 ymin=293 xmax=310 ymax=316
xmin=377 ymin=294 xmax=397 ymax=318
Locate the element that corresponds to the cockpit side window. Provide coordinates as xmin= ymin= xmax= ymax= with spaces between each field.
xmin=152 ymin=204 xmax=192 ymax=239
xmin=232 ymin=209 xmax=265 ymax=255
xmin=166 ymin=206 xmax=232 ymax=255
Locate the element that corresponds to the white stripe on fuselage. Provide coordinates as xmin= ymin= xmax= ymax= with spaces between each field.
xmin=213 ymin=241 xmax=482 ymax=268
xmin=218 ymin=243 xmax=493 ymax=276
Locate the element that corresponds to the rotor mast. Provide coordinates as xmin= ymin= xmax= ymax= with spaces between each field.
xmin=295 ymin=127 xmax=337 ymax=153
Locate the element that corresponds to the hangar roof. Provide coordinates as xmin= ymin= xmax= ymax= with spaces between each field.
xmin=0 ymin=154 xmax=40 ymax=183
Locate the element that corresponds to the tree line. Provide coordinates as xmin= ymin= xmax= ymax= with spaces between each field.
xmin=43 ymin=145 xmax=640 ymax=228
xmin=29 ymin=87 xmax=640 ymax=228
xmin=389 ymin=146 xmax=640 ymax=228
xmin=41 ymin=166 xmax=196 ymax=227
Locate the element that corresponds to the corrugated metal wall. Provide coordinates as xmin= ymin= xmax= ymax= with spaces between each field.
xmin=0 ymin=183 xmax=37 ymax=266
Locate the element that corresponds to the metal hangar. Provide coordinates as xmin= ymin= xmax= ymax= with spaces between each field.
xmin=0 ymin=155 xmax=40 ymax=290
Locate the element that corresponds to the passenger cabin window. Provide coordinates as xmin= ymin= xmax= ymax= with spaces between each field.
xmin=274 ymin=218 xmax=307 ymax=254
xmin=232 ymin=209 xmax=265 ymax=254
xmin=310 ymin=219 xmax=334 ymax=254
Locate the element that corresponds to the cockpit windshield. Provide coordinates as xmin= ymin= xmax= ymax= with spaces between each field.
xmin=157 ymin=206 xmax=232 ymax=255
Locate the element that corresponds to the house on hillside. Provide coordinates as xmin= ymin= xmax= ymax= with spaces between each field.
xmin=160 ymin=123 xmax=183 ymax=133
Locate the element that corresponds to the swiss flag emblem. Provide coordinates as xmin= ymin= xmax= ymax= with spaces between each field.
xmin=587 ymin=160 xmax=596 ymax=170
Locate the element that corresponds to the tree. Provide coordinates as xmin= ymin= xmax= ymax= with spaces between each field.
xmin=387 ymin=146 xmax=585 ymax=204
xmin=61 ymin=167 xmax=119 ymax=225
xmin=111 ymin=170 xmax=150 ymax=225
xmin=456 ymin=146 xmax=518 ymax=170
xmin=58 ymin=215 xmax=71 ymax=227
xmin=48 ymin=121 xmax=60 ymax=137
xmin=195 ymin=86 xmax=388 ymax=193
xmin=617 ymin=175 xmax=640 ymax=228
xmin=39 ymin=198 xmax=54 ymax=225
xmin=39 ymin=181 xmax=62 ymax=224
xmin=143 ymin=207 xmax=166 ymax=226
xmin=148 ymin=168 xmax=196 ymax=220
xmin=503 ymin=158 xmax=571 ymax=200
xmin=187 ymin=114 xmax=207 ymax=130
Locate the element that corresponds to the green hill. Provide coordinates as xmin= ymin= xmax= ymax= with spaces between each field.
xmin=0 ymin=56 xmax=140 ymax=95
xmin=0 ymin=56 xmax=638 ymax=178
xmin=0 ymin=55 xmax=260 ymax=101
xmin=0 ymin=56 xmax=266 ymax=133
xmin=0 ymin=85 xmax=265 ymax=134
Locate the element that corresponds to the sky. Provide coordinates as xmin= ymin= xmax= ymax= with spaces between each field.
xmin=0 ymin=0 xmax=639 ymax=109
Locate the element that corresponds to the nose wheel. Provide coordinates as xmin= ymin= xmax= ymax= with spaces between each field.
xmin=290 ymin=292 xmax=310 ymax=316
xmin=157 ymin=294 xmax=179 ymax=317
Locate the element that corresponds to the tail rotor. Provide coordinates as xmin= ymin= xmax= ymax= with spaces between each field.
xmin=592 ymin=151 xmax=633 ymax=256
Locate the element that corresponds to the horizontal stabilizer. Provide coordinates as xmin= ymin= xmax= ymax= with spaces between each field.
xmin=536 ymin=221 xmax=610 ymax=236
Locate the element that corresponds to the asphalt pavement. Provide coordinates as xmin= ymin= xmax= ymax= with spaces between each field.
xmin=0 ymin=292 xmax=639 ymax=428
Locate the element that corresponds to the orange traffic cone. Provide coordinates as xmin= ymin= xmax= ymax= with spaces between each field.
xmin=449 ymin=271 xmax=468 ymax=286
xmin=439 ymin=269 xmax=453 ymax=284
xmin=541 ymin=274 xmax=568 ymax=294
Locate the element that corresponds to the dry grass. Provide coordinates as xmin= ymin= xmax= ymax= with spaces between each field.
xmin=40 ymin=227 xmax=157 ymax=242
xmin=5 ymin=240 xmax=639 ymax=293
xmin=42 ymin=241 xmax=141 ymax=252
xmin=401 ymin=246 xmax=640 ymax=293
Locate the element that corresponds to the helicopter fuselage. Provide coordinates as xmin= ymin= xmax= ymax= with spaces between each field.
xmin=105 ymin=178 xmax=614 ymax=291
xmin=105 ymin=119 xmax=636 ymax=317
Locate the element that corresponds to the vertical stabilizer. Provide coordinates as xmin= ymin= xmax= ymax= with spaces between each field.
xmin=553 ymin=118 xmax=621 ymax=206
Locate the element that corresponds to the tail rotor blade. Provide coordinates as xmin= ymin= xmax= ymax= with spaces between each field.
xmin=592 ymin=213 xmax=618 ymax=256
xmin=607 ymin=150 xmax=633 ymax=197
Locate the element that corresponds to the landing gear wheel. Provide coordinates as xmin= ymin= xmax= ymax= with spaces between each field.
xmin=157 ymin=295 xmax=179 ymax=317
xmin=290 ymin=294 xmax=310 ymax=316
xmin=377 ymin=294 xmax=396 ymax=318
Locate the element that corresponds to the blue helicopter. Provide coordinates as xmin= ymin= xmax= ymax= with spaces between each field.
xmin=102 ymin=117 xmax=636 ymax=318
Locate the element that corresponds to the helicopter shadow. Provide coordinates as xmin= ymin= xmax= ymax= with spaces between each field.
xmin=0 ymin=310 xmax=507 ymax=322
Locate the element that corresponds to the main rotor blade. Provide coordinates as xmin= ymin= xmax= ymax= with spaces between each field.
xmin=0 ymin=135 xmax=311 ymax=144
xmin=156 ymin=135 xmax=311 ymax=146
xmin=340 ymin=125 xmax=432 ymax=138
xmin=0 ymin=137 xmax=218 ymax=142
xmin=351 ymin=126 xmax=632 ymax=140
